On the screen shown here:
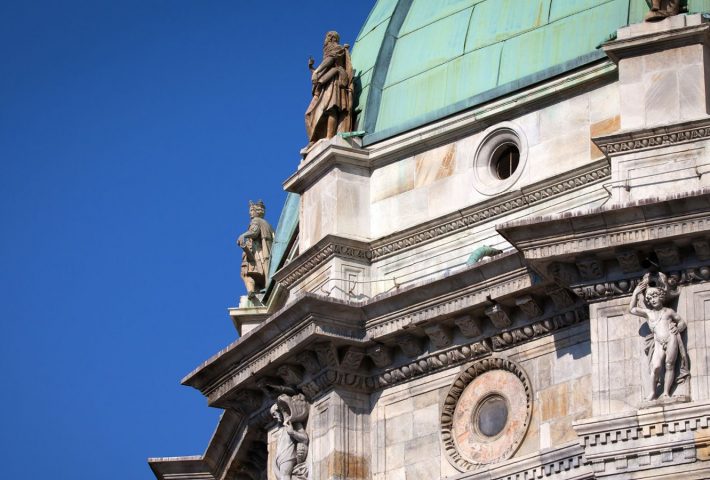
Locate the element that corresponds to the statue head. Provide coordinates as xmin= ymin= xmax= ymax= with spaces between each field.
xmin=645 ymin=287 xmax=667 ymax=309
xmin=249 ymin=200 xmax=265 ymax=219
xmin=324 ymin=31 xmax=340 ymax=45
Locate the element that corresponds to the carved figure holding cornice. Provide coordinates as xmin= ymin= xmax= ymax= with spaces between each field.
xmin=237 ymin=200 xmax=274 ymax=298
xmin=271 ymin=393 xmax=309 ymax=480
xmin=645 ymin=0 xmax=681 ymax=22
xmin=629 ymin=272 xmax=689 ymax=400
xmin=305 ymin=31 xmax=353 ymax=146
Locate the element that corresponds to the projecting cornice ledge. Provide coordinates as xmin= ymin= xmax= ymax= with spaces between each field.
xmin=603 ymin=18 xmax=710 ymax=64
xmin=284 ymin=136 xmax=370 ymax=194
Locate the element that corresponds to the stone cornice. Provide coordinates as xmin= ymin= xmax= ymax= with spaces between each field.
xmin=592 ymin=117 xmax=710 ymax=157
xmin=574 ymin=400 xmax=710 ymax=477
xmin=603 ymin=20 xmax=710 ymax=64
xmin=283 ymin=137 xmax=370 ymax=194
xmin=273 ymin=160 xmax=610 ymax=289
xmin=497 ymin=191 xmax=710 ymax=260
xmin=183 ymin=253 xmax=575 ymax=407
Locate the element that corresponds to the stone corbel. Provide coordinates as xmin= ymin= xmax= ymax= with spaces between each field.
xmin=616 ymin=249 xmax=642 ymax=273
xmin=692 ymin=238 xmax=710 ymax=260
xmin=576 ymin=256 xmax=604 ymax=281
xmin=276 ymin=364 xmax=304 ymax=386
xmin=424 ymin=324 xmax=453 ymax=349
xmin=399 ymin=335 xmax=425 ymax=357
xmin=515 ymin=295 xmax=543 ymax=319
xmin=293 ymin=351 xmax=321 ymax=375
xmin=340 ymin=347 xmax=366 ymax=371
xmin=546 ymin=285 xmax=577 ymax=309
xmin=366 ymin=344 xmax=392 ymax=368
xmin=485 ymin=303 xmax=511 ymax=329
xmin=654 ymin=244 xmax=681 ymax=268
xmin=454 ymin=314 xmax=483 ymax=338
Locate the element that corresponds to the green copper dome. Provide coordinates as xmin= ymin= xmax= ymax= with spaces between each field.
xmin=351 ymin=0 xmax=710 ymax=144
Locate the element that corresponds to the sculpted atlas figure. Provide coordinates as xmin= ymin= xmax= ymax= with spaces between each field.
xmin=629 ymin=272 xmax=689 ymax=400
xmin=305 ymin=31 xmax=354 ymax=146
xmin=271 ymin=393 xmax=309 ymax=480
xmin=237 ymin=200 xmax=274 ymax=298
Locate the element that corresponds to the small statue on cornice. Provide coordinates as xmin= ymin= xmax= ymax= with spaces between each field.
xmin=270 ymin=392 xmax=309 ymax=480
xmin=645 ymin=0 xmax=681 ymax=22
xmin=629 ymin=271 xmax=689 ymax=401
xmin=237 ymin=200 xmax=275 ymax=299
xmin=305 ymin=31 xmax=353 ymax=147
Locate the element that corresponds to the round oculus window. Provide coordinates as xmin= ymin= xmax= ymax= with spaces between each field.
xmin=472 ymin=122 xmax=528 ymax=196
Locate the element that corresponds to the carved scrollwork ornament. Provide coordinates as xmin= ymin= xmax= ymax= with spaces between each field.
xmin=441 ymin=357 xmax=532 ymax=472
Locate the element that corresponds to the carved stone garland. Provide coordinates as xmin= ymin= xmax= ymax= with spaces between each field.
xmin=441 ymin=357 xmax=532 ymax=472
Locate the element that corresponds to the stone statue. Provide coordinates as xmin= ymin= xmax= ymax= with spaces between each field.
xmin=629 ymin=272 xmax=689 ymax=400
xmin=645 ymin=0 xmax=681 ymax=21
xmin=305 ymin=31 xmax=353 ymax=146
xmin=271 ymin=393 xmax=309 ymax=480
xmin=237 ymin=200 xmax=274 ymax=298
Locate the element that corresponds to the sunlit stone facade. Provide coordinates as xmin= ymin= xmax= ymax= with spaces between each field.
xmin=150 ymin=3 xmax=710 ymax=479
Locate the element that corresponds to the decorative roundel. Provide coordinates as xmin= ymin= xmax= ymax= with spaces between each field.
xmin=441 ymin=357 xmax=532 ymax=472
xmin=472 ymin=122 xmax=528 ymax=196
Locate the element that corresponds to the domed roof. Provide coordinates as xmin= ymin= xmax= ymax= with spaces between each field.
xmin=351 ymin=0 xmax=710 ymax=144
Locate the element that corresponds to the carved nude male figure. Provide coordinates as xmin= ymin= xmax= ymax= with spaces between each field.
xmin=271 ymin=393 xmax=309 ymax=480
xmin=629 ymin=273 xmax=689 ymax=400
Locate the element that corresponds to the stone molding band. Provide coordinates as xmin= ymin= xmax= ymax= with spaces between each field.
xmin=274 ymin=160 xmax=610 ymax=289
xmin=593 ymin=117 xmax=710 ymax=156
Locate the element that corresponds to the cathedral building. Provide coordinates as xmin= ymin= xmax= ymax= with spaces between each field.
xmin=150 ymin=1 xmax=710 ymax=478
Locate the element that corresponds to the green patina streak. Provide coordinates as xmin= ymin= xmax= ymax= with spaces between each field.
xmin=350 ymin=0 xmax=710 ymax=144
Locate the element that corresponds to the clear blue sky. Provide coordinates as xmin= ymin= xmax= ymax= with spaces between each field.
xmin=0 ymin=2 xmax=373 ymax=478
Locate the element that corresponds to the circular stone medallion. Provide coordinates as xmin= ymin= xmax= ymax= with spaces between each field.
xmin=441 ymin=358 xmax=532 ymax=471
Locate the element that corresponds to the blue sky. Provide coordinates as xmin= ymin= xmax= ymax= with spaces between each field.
xmin=0 ymin=2 xmax=373 ymax=478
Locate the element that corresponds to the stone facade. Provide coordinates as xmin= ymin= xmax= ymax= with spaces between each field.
xmin=150 ymin=10 xmax=710 ymax=480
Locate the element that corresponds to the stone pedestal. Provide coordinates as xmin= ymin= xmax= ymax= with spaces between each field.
xmin=597 ymin=14 xmax=710 ymax=205
xmin=285 ymin=136 xmax=371 ymax=252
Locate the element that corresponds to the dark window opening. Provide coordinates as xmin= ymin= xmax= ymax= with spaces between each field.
xmin=493 ymin=144 xmax=520 ymax=180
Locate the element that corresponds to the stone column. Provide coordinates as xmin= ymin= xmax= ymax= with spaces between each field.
xmin=309 ymin=388 xmax=371 ymax=480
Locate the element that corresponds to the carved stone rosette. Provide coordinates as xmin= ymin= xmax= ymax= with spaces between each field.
xmin=441 ymin=357 xmax=532 ymax=472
